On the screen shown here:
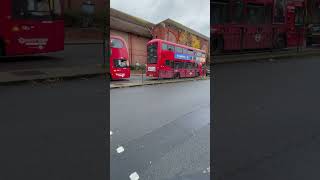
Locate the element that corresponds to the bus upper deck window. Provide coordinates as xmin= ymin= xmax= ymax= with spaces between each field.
xmin=168 ymin=45 xmax=174 ymax=51
xmin=111 ymin=39 xmax=124 ymax=48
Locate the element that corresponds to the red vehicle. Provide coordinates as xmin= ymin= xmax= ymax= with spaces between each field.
xmin=109 ymin=35 xmax=130 ymax=80
xmin=146 ymin=39 xmax=207 ymax=79
xmin=0 ymin=0 xmax=64 ymax=57
xmin=212 ymin=0 xmax=305 ymax=52
xmin=286 ymin=0 xmax=305 ymax=47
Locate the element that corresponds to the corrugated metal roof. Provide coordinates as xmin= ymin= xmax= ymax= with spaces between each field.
xmin=110 ymin=8 xmax=154 ymax=38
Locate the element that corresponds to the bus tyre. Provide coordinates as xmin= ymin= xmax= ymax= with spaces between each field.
xmin=175 ymin=73 xmax=180 ymax=79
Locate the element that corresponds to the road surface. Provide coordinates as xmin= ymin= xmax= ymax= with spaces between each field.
xmin=213 ymin=55 xmax=320 ymax=179
xmin=110 ymin=80 xmax=210 ymax=180
xmin=0 ymin=43 xmax=104 ymax=72
xmin=0 ymin=76 xmax=108 ymax=180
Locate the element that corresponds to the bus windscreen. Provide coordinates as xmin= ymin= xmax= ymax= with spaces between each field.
xmin=12 ymin=0 xmax=62 ymax=19
xmin=147 ymin=43 xmax=157 ymax=64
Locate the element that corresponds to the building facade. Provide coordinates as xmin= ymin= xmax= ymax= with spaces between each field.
xmin=110 ymin=8 xmax=210 ymax=65
xmin=152 ymin=19 xmax=210 ymax=61
xmin=110 ymin=8 xmax=154 ymax=65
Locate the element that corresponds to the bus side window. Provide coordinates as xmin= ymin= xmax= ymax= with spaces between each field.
xmin=176 ymin=47 xmax=183 ymax=53
xmin=162 ymin=43 xmax=168 ymax=50
xmin=183 ymin=48 xmax=188 ymax=54
xmin=168 ymin=45 xmax=175 ymax=52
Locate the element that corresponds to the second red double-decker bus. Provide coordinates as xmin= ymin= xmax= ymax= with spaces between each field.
xmin=212 ymin=0 xmax=284 ymax=52
xmin=0 ymin=0 xmax=64 ymax=57
xmin=146 ymin=39 xmax=207 ymax=79
xmin=109 ymin=35 xmax=130 ymax=80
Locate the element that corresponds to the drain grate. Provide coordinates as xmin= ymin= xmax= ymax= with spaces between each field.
xmin=11 ymin=70 xmax=47 ymax=76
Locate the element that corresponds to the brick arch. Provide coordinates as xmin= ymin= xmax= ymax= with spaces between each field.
xmin=168 ymin=31 xmax=177 ymax=43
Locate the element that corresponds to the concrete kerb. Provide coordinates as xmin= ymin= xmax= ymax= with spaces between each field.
xmin=110 ymin=77 xmax=210 ymax=89
xmin=213 ymin=50 xmax=320 ymax=64
xmin=0 ymin=64 xmax=106 ymax=85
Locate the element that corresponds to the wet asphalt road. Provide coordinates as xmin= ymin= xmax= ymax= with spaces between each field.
xmin=110 ymin=80 xmax=210 ymax=180
xmin=213 ymin=55 xmax=320 ymax=179
xmin=0 ymin=76 xmax=108 ymax=180
xmin=0 ymin=43 xmax=104 ymax=72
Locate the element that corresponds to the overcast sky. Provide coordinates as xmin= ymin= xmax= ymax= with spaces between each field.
xmin=110 ymin=0 xmax=210 ymax=37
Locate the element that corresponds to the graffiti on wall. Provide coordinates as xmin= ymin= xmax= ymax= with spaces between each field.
xmin=191 ymin=34 xmax=201 ymax=49
xmin=178 ymin=31 xmax=188 ymax=45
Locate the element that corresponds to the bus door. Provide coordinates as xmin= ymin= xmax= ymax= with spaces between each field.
xmin=185 ymin=62 xmax=193 ymax=78
xmin=174 ymin=61 xmax=184 ymax=78
xmin=10 ymin=0 xmax=62 ymax=55
xmin=225 ymin=0 xmax=244 ymax=50
xmin=243 ymin=3 xmax=271 ymax=49
xmin=180 ymin=61 xmax=187 ymax=78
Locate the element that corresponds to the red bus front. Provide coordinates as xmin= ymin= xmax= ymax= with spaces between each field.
xmin=146 ymin=39 xmax=206 ymax=79
xmin=109 ymin=35 xmax=130 ymax=80
xmin=0 ymin=0 xmax=64 ymax=57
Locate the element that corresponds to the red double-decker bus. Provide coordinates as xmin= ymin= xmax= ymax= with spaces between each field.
xmin=212 ymin=0 xmax=306 ymax=52
xmin=109 ymin=35 xmax=130 ymax=80
xmin=0 ymin=0 xmax=64 ymax=57
xmin=146 ymin=39 xmax=207 ymax=79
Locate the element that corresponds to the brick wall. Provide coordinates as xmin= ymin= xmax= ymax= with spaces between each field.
xmin=152 ymin=23 xmax=210 ymax=62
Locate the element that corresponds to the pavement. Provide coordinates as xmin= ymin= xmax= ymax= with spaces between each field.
xmin=213 ymin=56 xmax=320 ymax=179
xmin=0 ymin=43 xmax=106 ymax=83
xmin=110 ymin=75 xmax=210 ymax=89
xmin=0 ymin=76 xmax=108 ymax=180
xmin=110 ymin=80 xmax=210 ymax=180
xmin=213 ymin=47 xmax=320 ymax=64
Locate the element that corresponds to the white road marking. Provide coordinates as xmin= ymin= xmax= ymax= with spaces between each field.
xmin=129 ymin=172 xmax=139 ymax=180
xmin=116 ymin=146 xmax=124 ymax=154
xmin=203 ymin=170 xmax=206 ymax=174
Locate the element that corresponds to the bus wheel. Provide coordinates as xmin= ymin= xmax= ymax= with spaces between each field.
xmin=175 ymin=73 xmax=180 ymax=79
